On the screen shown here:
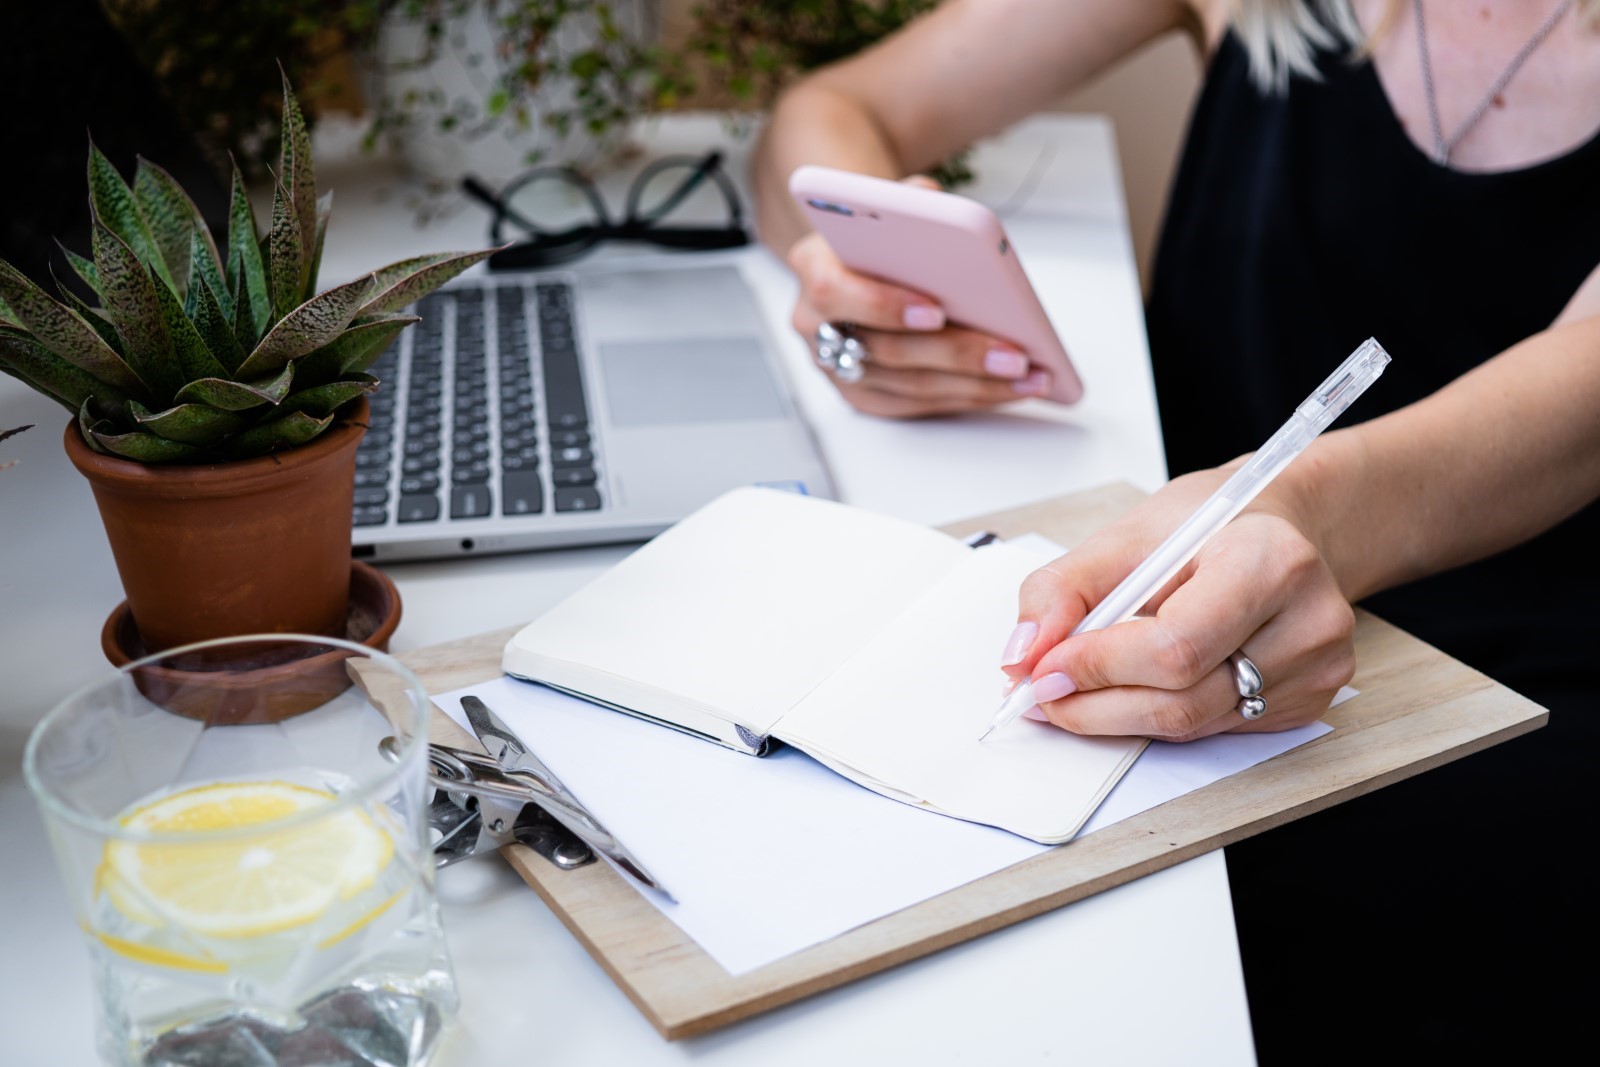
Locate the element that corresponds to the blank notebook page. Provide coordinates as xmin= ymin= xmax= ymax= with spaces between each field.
xmin=778 ymin=541 xmax=1147 ymax=843
xmin=509 ymin=487 xmax=971 ymax=736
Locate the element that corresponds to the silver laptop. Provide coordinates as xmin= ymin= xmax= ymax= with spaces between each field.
xmin=351 ymin=261 xmax=835 ymax=563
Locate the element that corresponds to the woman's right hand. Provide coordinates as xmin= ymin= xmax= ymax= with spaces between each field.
xmin=785 ymin=227 xmax=1054 ymax=418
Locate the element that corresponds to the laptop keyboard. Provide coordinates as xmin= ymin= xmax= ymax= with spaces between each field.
xmin=353 ymin=281 xmax=604 ymax=530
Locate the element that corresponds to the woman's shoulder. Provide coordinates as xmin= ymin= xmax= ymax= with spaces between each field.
xmin=1187 ymin=0 xmax=1236 ymax=52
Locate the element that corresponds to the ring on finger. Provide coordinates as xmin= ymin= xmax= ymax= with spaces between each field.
xmin=814 ymin=321 xmax=871 ymax=384
xmin=1228 ymin=651 xmax=1267 ymax=720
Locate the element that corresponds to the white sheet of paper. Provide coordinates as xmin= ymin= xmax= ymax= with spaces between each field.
xmin=437 ymin=676 xmax=1342 ymax=975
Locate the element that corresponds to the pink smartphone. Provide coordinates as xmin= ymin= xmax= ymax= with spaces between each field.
xmin=788 ymin=164 xmax=1083 ymax=404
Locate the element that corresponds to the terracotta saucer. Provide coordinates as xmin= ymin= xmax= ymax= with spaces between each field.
xmin=99 ymin=560 xmax=403 ymax=724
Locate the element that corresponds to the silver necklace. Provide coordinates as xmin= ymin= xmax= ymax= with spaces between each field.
xmin=1413 ymin=0 xmax=1576 ymax=165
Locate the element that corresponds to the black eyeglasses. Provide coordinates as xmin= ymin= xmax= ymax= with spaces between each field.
xmin=462 ymin=150 xmax=751 ymax=271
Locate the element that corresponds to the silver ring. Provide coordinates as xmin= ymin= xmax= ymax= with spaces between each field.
xmin=814 ymin=321 xmax=870 ymax=384
xmin=1229 ymin=652 xmax=1266 ymax=720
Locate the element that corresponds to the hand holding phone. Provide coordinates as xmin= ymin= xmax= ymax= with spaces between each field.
xmin=787 ymin=165 xmax=1083 ymax=410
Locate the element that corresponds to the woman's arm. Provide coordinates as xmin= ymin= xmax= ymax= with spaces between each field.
xmin=1004 ymin=277 xmax=1600 ymax=740
xmin=1302 ymin=278 xmax=1600 ymax=602
xmin=747 ymin=0 xmax=1204 ymax=418
xmin=753 ymin=0 xmax=1200 ymax=255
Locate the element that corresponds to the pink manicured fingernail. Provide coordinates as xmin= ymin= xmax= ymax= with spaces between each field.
xmin=1012 ymin=370 xmax=1051 ymax=395
xmin=903 ymin=305 xmax=945 ymax=330
xmin=1022 ymin=704 xmax=1049 ymax=721
xmin=1000 ymin=621 xmax=1038 ymax=666
xmin=1030 ymin=671 xmax=1076 ymax=703
xmin=983 ymin=349 xmax=1029 ymax=378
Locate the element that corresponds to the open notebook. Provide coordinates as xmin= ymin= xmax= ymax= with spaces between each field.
xmin=501 ymin=486 xmax=1147 ymax=844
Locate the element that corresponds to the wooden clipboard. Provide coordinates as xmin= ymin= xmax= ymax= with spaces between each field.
xmin=395 ymin=481 xmax=1547 ymax=1039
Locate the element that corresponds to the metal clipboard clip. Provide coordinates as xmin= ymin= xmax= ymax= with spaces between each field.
xmin=381 ymin=696 xmax=672 ymax=900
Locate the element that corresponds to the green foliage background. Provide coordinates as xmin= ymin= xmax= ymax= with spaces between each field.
xmin=100 ymin=1 xmax=967 ymax=185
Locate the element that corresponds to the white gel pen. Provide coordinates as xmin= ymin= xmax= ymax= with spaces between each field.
xmin=979 ymin=337 xmax=1392 ymax=741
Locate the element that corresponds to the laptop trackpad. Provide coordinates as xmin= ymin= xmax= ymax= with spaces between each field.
xmin=599 ymin=338 xmax=788 ymax=426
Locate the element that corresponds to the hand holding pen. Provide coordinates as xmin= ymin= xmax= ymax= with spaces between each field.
xmin=986 ymin=340 xmax=1390 ymax=742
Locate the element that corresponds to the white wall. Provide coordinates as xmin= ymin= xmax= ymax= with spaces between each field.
xmin=1055 ymin=33 xmax=1203 ymax=293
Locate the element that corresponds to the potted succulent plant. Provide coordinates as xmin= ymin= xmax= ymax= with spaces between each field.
xmin=0 ymin=74 xmax=494 ymax=657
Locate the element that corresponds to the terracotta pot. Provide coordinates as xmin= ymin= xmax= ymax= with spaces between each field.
xmin=65 ymin=398 xmax=370 ymax=653
xmin=99 ymin=561 xmax=404 ymax=724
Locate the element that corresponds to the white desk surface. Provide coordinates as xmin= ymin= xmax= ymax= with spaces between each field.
xmin=0 ymin=113 xmax=1258 ymax=1065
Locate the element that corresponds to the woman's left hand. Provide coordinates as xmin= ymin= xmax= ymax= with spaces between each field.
xmin=999 ymin=468 xmax=1357 ymax=741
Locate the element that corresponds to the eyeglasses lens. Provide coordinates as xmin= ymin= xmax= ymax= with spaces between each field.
xmin=501 ymin=170 xmax=603 ymax=236
xmin=630 ymin=161 xmax=736 ymax=227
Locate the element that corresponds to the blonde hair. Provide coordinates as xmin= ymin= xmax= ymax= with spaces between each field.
xmin=1233 ymin=0 xmax=1600 ymax=93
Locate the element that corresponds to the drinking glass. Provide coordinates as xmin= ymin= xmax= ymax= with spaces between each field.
xmin=24 ymin=634 xmax=459 ymax=1067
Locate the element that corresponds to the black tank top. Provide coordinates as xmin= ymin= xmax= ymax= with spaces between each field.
xmin=1146 ymin=30 xmax=1600 ymax=708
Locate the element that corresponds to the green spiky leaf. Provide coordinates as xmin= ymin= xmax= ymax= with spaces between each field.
xmin=0 ymin=260 xmax=146 ymax=395
xmin=92 ymin=221 xmax=181 ymax=402
xmin=76 ymin=398 xmax=111 ymax=454
xmin=230 ymin=267 xmax=257 ymax=351
xmin=189 ymin=276 xmax=245 ymax=373
xmin=153 ymin=274 xmax=232 ymax=385
xmin=0 ymin=291 xmax=18 ymax=326
xmin=279 ymin=71 xmax=319 ymax=277
xmin=305 ymin=192 xmax=333 ymax=302
xmin=132 ymin=158 xmax=216 ymax=299
xmin=278 ymin=375 xmax=378 ymax=417
xmin=130 ymin=399 xmax=246 ymax=445
xmin=267 ymin=178 xmax=305 ymax=320
xmin=235 ymin=273 xmax=375 ymax=379
xmin=0 ymin=325 xmax=129 ymax=414
xmin=292 ymin=313 xmax=416 ymax=384
xmin=58 ymin=243 xmax=99 ymax=292
xmin=90 ymin=425 xmax=206 ymax=462
xmin=359 ymin=247 xmax=502 ymax=316
xmin=88 ymin=144 xmax=176 ymax=293
xmin=226 ymin=165 xmax=271 ymax=338
xmin=188 ymin=227 xmax=232 ymax=323
xmin=175 ymin=364 xmax=293 ymax=410
xmin=53 ymin=273 xmax=125 ymax=355
xmin=226 ymin=409 xmax=333 ymax=458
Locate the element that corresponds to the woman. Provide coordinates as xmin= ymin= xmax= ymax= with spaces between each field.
xmin=752 ymin=0 xmax=1600 ymax=1059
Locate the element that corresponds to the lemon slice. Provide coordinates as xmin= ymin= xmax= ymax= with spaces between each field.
xmin=101 ymin=780 xmax=394 ymax=940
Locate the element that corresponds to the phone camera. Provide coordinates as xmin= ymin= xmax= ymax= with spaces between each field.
xmin=806 ymin=198 xmax=855 ymax=217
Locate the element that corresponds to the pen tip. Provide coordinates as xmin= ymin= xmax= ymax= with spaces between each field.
xmin=977 ymin=723 xmax=996 ymax=743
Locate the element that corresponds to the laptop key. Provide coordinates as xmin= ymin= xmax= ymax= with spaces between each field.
xmin=501 ymin=472 xmax=544 ymax=515
xmin=552 ymin=446 xmax=593 ymax=468
xmin=555 ymin=487 xmax=602 ymax=512
xmin=552 ymin=467 xmax=598 ymax=488
xmin=353 ymin=487 xmax=390 ymax=507
xmin=400 ymin=473 xmax=440 ymax=493
xmin=353 ymin=506 xmax=388 ymax=527
xmin=404 ymin=437 xmax=440 ymax=456
xmin=450 ymin=486 xmax=492 ymax=519
xmin=397 ymin=493 xmax=440 ymax=522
